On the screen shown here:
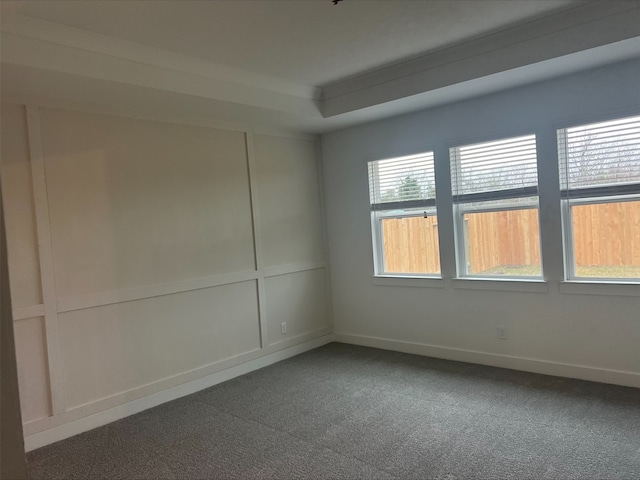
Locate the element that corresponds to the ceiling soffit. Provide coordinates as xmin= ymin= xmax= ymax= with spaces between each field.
xmin=1 ymin=1 xmax=639 ymax=133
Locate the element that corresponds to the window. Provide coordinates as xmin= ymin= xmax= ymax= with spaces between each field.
xmin=451 ymin=135 xmax=542 ymax=278
xmin=368 ymin=152 xmax=440 ymax=276
xmin=558 ymin=115 xmax=640 ymax=281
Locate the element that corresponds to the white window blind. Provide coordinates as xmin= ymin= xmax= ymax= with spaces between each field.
xmin=451 ymin=134 xmax=538 ymax=203
xmin=368 ymin=152 xmax=436 ymax=210
xmin=558 ymin=115 xmax=640 ymax=198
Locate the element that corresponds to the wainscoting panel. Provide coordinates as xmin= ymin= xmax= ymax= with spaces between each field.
xmin=58 ymin=281 xmax=261 ymax=409
xmin=1 ymin=103 xmax=331 ymax=448
xmin=265 ymin=268 xmax=328 ymax=347
xmin=13 ymin=316 xmax=51 ymax=422
xmin=39 ymin=107 xmax=255 ymax=299
xmin=253 ymin=134 xmax=325 ymax=268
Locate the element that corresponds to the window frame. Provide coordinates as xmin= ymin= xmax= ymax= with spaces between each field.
xmin=558 ymin=117 xmax=640 ymax=283
xmin=453 ymin=200 xmax=543 ymax=281
xmin=561 ymin=193 xmax=640 ymax=283
xmin=450 ymin=134 xmax=544 ymax=280
xmin=371 ymin=206 xmax=440 ymax=278
xmin=367 ymin=151 xmax=441 ymax=278
xmin=364 ymin=114 xmax=640 ymax=288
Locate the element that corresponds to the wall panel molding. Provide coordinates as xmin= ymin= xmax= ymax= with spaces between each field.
xmin=5 ymin=103 xmax=333 ymax=448
xmin=315 ymin=141 xmax=334 ymax=332
xmin=245 ymin=132 xmax=268 ymax=349
xmin=263 ymin=262 xmax=325 ymax=279
xmin=26 ymin=105 xmax=66 ymax=415
xmin=12 ymin=304 xmax=45 ymax=321
xmin=56 ymin=271 xmax=259 ymax=313
xmin=23 ymin=333 xmax=334 ymax=450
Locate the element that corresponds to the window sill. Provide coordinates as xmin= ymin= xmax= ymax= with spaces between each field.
xmin=371 ymin=275 xmax=445 ymax=288
xmin=452 ymin=277 xmax=548 ymax=293
xmin=558 ymin=281 xmax=640 ymax=297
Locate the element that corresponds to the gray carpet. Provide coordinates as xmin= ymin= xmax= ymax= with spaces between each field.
xmin=28 ymin=343 xmax=640 ymax=479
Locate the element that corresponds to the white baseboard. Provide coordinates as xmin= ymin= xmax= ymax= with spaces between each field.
xmin=334 ymin=333 xmax=640 ymax=388
xmin=24 ymin=334 xmax=334 ymax=452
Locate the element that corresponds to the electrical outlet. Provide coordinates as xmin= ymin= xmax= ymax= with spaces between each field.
xmin=281 ymin=322 xmax=287 ymax=335
xmin=497 ymin=326 xmax=508 ymax=340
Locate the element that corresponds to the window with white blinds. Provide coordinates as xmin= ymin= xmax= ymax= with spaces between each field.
xmin=361 ymin=114 xmax=638 ymax=283
xmin=367 ymin=152 xmax=441 ymax=276
xmin=368 ymin=152 xmax=436 ymax=210
xmin=450 ymin=134 xmax=541 ymax=278
xmin=451 ymin=134 xmax=538 ymax=203
xmin=558 ymin=115 xmax=640 ymax=198
xmin=557 ymin=114 xmax=640 ymax=281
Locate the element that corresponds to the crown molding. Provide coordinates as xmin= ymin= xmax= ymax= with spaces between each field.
xmin=0 ymin=12 xmax=323 ymax=134
xmin=0 ymin=65 xmax=321 ymax=139
xmin=1 ymin=12 xmax=319 ymax=100
xmin=321 ymin=1 xmax=640 ymax=117
xmin=0 ymin=11 xmax=323 ymax=129
xmin=2 ymin=3 xmax=639 ymax=135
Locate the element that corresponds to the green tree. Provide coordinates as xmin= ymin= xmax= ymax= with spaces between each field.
xmin=397 ymin=175 xmax=422 ymax=200
xmin=380 ymin=188 xmax=398 ymax=202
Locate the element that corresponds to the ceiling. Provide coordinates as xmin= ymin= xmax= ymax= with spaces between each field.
xmin=1 ymin=0 xmax=639 ymax=135
xmin=2 ymin=0 xmax=576 ymax=86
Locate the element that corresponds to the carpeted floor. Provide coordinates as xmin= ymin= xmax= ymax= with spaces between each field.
xmin=28 ymin=343 xmax=640 ymax=479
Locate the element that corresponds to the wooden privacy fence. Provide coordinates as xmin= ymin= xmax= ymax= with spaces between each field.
xmin=382 ymin=216 xmax=440 ymax=273
xmin=465 ymin=209 xmax=540 ymax=273
xmin=572 ymin=201 xmax=640 ymax=267
xmin=382 ymin=200 xmax=640 ymax=273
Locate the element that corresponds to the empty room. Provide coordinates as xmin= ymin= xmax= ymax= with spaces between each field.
xmin=1 ymin=1 xmax=639 ymax=479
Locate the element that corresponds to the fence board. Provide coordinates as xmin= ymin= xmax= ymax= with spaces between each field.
xmin=382 ymin=216 xmax=440 ymax=273
xmin=382 ymin=201 xmax=639 ymax=274
xmin=572 ymin=201 xmax=640 ymax=267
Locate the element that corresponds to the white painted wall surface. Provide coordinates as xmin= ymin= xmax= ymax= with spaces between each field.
xmin=253 ymin=134 xmax=325 ymax=268
xmin=321 ymin=60 xmax=640 ymax=387
xmin=39 ymin=109 xmax=255 ymax=298
xmin=1 ymin=104 xmax=332 ymax=447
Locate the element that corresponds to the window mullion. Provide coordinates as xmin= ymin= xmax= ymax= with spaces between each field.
xmin=451 ymin=146 xmax=467 ymax=276
xmin=453 ymin=202 xmax=468 ymax=276
xmin=536 ymin=126 xmax=564 ymax=283
xmin=561 ymin=199 xmax=576 ymax=280
xmin=370 ymin=212 xmax=384 ymax=275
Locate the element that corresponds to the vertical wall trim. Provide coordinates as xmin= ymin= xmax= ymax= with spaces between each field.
xmin=244 ymin=132 xmax=268 ymax=348
xmin=315 ymin=140 xmax=334 ymax=329
xmin=25 ymin=105 xmax=66 ymax=415
xmin=433 ymin=145 xmax=456 ymax=281
xmin=536 ymin=126 xmax=565 ymax=286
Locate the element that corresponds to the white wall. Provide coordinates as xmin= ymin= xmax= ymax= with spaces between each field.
xmin=322 ymin=59 xmax=640 ymax=387
xmin=1 ymin=104 xmax=331 ymax=448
